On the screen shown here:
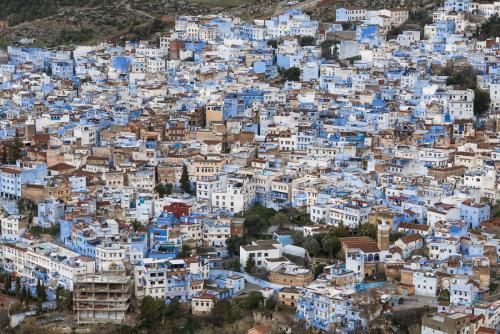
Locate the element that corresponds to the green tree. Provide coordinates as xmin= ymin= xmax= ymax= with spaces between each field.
xmin=304 ymin=236 xmax=321 ymax=257
xmin=330 ymin=226 xmax=350 ymax=238
xmin=244 ymin=204 xmax=276 ymax=220
xmin=390 ymin=232 xmax=404 ymax=243
xmin=226 ymin=236 xmax=245 ymax=256
xmin=17 ymin=198 xmax=36 ymax=215
xmin=28 ymin=224 xmax=59 ymax=238
xmin=284 ymin=67 xmax=300 ymax=81
xmin=131 ymin=220 xmax=141 ymax=232
xmin=475 ymin=14 xmax=500 ymax=40
xmin=360 ymin=223 xmax=377 ymax=240
xmin=21 ymin=286 xmax=30 ymax=305
xmin=341 ymin=22 xmax=353 ymax=30
xmin=269 ymin=212 xmax=289 ymax=228
xmin=244 ymin=215 xmax=268 ymax=238
xmin=179 ymin=243 xmax=191 ymax=257
xmin=211 ymin=299 xmax=241 ymax=326
xmin=245 ymin=256 xmax=256 ymax=274
xmin=320 ymin=40 xmax=338 ymax=60
xmin=313 ymin=263 xmax=326 ymax=278
xmin=264 ymin=297 xmax=277 ymax=311
xmin=56 ymin=289 xmax=72 ymax=312
xmin=164 ymin=298 xmax=181 ymax=318
xmin=242 ymin=204 xmax=277 ymax=238
xmin=154 ymin=183 xmax=168 ymax=197
xmin=55 ymin=287 xmax=60 ymax=310
xmin=267 ymin=39 xmax=278 ymax=49
xmin=239 ymin=291 xmax=263 ymax=309
xmin=9 ymin=137 xmax=23 ymax=164
xmin=180 ymin=164 xmax=191 ymax=194
xmin=4 ymin=273 xmax=12 ymax=293
xmin=229 ymin=257 xmax=241 ymax=272
xmin=15 ymin=277 xmax=21 ymax=299
xmin=291 ymin=230 xmax=305 ymax=246
xmin=39 ymin=283 xmax=47 ymax=303
xmin=139 ymin=296 xmax=166 ymax=329
xmin=164 ymin=183 xmax=173 ymax=195
xmin=322 ymin=236 xmax=340 ymax=258
xmin=182 ymin=316 xmax=200 ymax=334
xmin=386 ymin=26 xmax=402 ymax=39
xmin=442 ymin=63 xmax=477 ymax=90
xmin=36 ymin=278 xmax=47 ymax=302
xmin=299 ymin=35 xmax=315 ymax=46
xmin=474 ymin=88 xmax=491 ymax=116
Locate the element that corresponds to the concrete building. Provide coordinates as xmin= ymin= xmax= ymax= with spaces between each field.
xmin=421 ymin=312 xmax=470 ymax=334
xmin=74 ymin=269 xmax=131 ymax=324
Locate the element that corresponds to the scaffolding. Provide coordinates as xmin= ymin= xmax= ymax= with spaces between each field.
xmin=73 ymin=268 xmax=131 ymax=324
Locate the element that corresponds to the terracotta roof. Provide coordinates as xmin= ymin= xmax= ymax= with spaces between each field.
xmin=390 ymin=246 xmax=402 ymax=254
xmin=481 ymin=218 xmax=500 ymax=228
xmin=73 ymin=170 xmax=99 ymax=177
xmin=0 ymin=167 xmax=22 ymax=175
xmin=400 ymin=234 xmax=422 ymax=244
xmin=33 ymin=134 xmax=53 ymax=143
xmin=48 ymin=163 xmax=74 ymax=171
xmin=340 ymin=236 xmax=380 ymax=253
xmin=399 ymin=222 xmax=429 ymax=231
xmin=203 ymin=140 xmax=222 ymax=145
xmin=477 ymin=327 xmax=496 ymax=334
xmin=195 ymin=292 xmax=215 ymax=300
xmin=3 ymin=243 xmax=26 ymax=252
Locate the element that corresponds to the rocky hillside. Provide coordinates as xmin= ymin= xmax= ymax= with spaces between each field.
xmin=0 ymin=0 xmax=276 ymax=47
xmin=0 ymin=0 xmax=438 ymax=47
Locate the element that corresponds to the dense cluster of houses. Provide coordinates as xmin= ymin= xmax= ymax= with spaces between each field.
xmin=0 ymin=0 xmax=499 ymax=332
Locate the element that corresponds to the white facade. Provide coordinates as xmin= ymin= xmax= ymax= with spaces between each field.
xmin=447 ymin=89 xmax=474 ymax=120
xmin=1 ymin=215 xmax=25 ymax=241
xmin=240 ymin=240 xmax=282 ymax=270
xmin=413 ymin=271 xmax=438 ymax=297
xmin=211 ymin=176 xmax=255 ymax=214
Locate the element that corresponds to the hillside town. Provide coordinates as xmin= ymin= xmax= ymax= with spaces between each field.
xmin=0 ymin=0 xmax=499 ymax=333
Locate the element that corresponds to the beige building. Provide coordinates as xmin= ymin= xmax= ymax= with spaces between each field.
xmin=103 ymin=171 xmax=125 ymax=189
xmin=278 ymin=287 xmax=300 ymax=308
xmin=22 ymin=181 xmax=71 ymax=202
xmin=205 ymin=102 xmax=224 ymax=125
xmin=269 ymin=264 xmax=314 ymax=287
xmin=191 ymin=293 xmax=215 ymax=316
xmin=421 ymin=312 xmax=470 ymax=334
xmin=194 ymin=156 xmax=224 ymax=178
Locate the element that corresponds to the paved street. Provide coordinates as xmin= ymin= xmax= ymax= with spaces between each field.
xmin=389 ymin=295 xmax=439 ymax=311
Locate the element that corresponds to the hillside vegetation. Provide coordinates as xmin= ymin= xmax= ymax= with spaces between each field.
xmin=0 ymin=0 xmax=269 ymax=47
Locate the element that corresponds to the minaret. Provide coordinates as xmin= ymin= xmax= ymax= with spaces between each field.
xmin=25 ymin=115 xmax=35 ymax=141
xmin=377 ymin=219 xmax=390 ymax=252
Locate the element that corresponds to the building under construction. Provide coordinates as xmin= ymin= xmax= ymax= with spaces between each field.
xmin=73 ymin=269 xmax=131 ymax=324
